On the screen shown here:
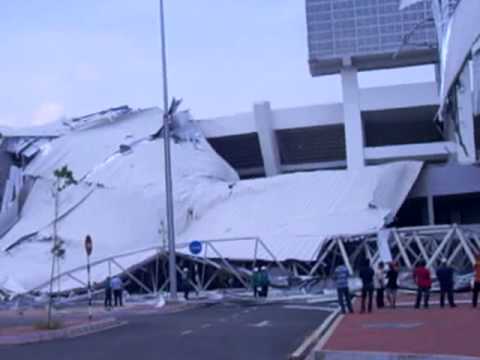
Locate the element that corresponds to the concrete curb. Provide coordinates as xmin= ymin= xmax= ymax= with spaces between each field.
xmin=0 ymin=317 xmax=126 ymax=346
xmin=131 ymin=302 xmax=212 ymax=316
xmin=314 ymin=350 xmax=480 ymax=360
xmin=290 ymin=309 xmax=341 ymax=360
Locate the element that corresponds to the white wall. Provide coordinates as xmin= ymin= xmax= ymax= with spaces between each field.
xmin=198 ymin=82 xmax=439 ymax=138
xmin=410 ymin=163 xmax=480 ymax=197
xmin=359 ymin=82 xmax=438 ymax=111
xmin=198 ymin=112 xmax=255 ymax=138
xmin=272 ymin=103 xmax=343 ymax=129
xmin=196 ymin=81 xmax=455 ymax=176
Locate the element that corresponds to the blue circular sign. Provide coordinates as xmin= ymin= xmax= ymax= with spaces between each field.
xmin=189 ymin=241 xmax=202 ymax=255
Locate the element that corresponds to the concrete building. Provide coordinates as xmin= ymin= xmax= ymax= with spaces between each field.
xmin=197 ymin=0 xmax=479 ymax=228
xmin=199 ymin=82 xmax=444 ymax=176
xmin=306 ymin=0 xmax=438 ymax=76
xmin=197 ymin=80 xmax=480 ymax=228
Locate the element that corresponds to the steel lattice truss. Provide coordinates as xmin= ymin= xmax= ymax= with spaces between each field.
xmin=18 ymin=225 xmax=480 ymax=300
xmin=310 ymin=224 xmax=480 ymax=277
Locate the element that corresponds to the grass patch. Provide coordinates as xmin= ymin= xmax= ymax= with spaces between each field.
xmin=32 ymin=320 xmax=64 ymax=331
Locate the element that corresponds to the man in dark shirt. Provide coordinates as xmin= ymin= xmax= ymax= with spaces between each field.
xmin=359 ymin=260 xmax=375 ymax=313
xmin=386 ymin=262 xmax=399 ymax=308
xmin=436 ymin=258 xmax=456 ymax=308
xmin=104 ymin=276 xmax=112 ymax=310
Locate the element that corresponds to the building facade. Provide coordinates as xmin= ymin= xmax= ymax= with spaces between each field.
xmin=306 ymin=0 xmax=438 ymax=76
xmin=197 ymin=80 xmax=480 ymax=227
xmin=305 ymin=0 xmax=473 ymax=170
xmin=197 ymin=0 xmax=479 ymax=227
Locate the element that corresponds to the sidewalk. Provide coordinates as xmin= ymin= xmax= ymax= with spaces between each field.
xmin=0 ymin=300 xmax=200 ymax=345
xmin=312 ymin=294 xmax=480 ymax=359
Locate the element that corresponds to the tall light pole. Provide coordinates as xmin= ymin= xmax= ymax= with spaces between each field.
xmin=159 ymin=0 xmax=177 ymax=300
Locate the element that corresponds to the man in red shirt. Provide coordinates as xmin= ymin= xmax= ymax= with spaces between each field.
xmin=413 ymin=260 xmax=432 ymax=309
xmin=473 ymin=255 xmax=480 ymax=308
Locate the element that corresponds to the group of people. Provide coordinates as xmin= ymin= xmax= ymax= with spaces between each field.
xmin=334 ymin=260 xmax=400 ymax=314
xmin=334 ymin=254 xmax=480 ymax=314
xmin=183 ymin=265 xmax=270 ymax=300
xmin=252 ymin=266 xmax=270 ymax=298
xmin=404 ymin=258 xmax=461 ymax=309
xmin=359 ymin=260 xmax=400 ymax=312
xmin=104 ymin=276 xmax=124 ymax=310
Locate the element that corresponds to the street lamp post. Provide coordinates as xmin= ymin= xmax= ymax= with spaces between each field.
xmin=159 ymin=0 xmax=178 ymax=300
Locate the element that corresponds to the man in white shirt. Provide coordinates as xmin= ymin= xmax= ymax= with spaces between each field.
xmin=111 ymin=276 xmax=123 ymax=307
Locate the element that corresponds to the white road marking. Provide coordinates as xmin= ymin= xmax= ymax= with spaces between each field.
xmin=306 ymin=296 xmax=338 ymax=304
xmin=181 ymin=330 xmax=193 ymax=336
xmin=201 ymin=323 xmax=212 ymax=329
xmin=291 ymin=309 xmax=342 ymax=360
xmin=283 ymin=305 xmax=335 ymax=312
xmin=250 ymin=320 xmax=271 ymax=328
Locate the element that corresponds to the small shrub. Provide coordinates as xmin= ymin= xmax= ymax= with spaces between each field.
xmin=33 ymin=319 xmax=64 ymax=330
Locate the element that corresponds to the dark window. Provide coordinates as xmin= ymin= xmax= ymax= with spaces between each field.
xmin=364 ymin=106 xmax=442 ymax=147
xmin=207 ymin=134 xmax=264 ymax=170
xmin=434 ymin=192 xmax=480 ymax=225
xmin=392 ymin=197 xmax=429 ymax=227
xmin=276 ymin=124 xmax=346 ymax=165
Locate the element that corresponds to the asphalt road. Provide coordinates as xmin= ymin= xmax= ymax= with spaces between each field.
xmin=0 ymin=301 xmax=332 ymax=360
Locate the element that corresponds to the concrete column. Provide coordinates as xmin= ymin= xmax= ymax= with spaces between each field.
xmin=434 ymin=63 xmax=442 ymax=94
xmin=427 ymin=196 xmax=435 ymax=225
xmin=341 ymin=65 xmax=365 ymax=170
xmin=473 ymin=49 xmax=480 ymax=115
xmin=253 ymin=101 xmax=281 ymax=177
xmin=456 ymin=65 xmax=476 ymax=164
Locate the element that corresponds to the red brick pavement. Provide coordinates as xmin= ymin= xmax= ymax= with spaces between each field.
xmin=0 ymin=302 xmax=200 ymax=338
xmin=0 ymin=319 xmax=84 ymax=336
xmin=324 ymin=297 xmax=480 ymax=358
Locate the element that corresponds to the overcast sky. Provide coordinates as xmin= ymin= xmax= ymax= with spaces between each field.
xmin=0 ymin=0 xmax=434 ymax=128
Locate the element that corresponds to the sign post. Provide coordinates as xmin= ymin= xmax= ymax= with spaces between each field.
xmin=159 ymin=0 xmax=179 ymax=301
xmin=189 ymin=241 xmax=202 ymax=255
xmin=84 ymin=235 xmax=93 ymax=320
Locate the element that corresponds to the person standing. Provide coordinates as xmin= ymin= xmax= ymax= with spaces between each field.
xmin=436 ymin=258 xmax=456 ymax=308
xmin=359 ymin=260 xmax=375 ymax=313
xmin=386 ymin=262 xmax=399 ymax=308
xmin=472 ymin=255 xmax=480 ymax=308
xmin=218 ymin=270 xmax=229 ymax=294
xmin=334 ymin=264 xmax=353 ymax=314
xmin=111 ymin=276 xmax=123 ymax=307
xmin=375 ymin=262 xmax=386 ymax=309
xmin=104 ymin=276 xmax=112 ymax=310
xmin=413 ymin=261 xmax=432 ymax=309
xmin=259 ymin=266 xmax=270 ymax=298
xmin=182 ymin=267 xmax=191 ymax=300
xmin=252 ymin=268 xmax=261 ymax=298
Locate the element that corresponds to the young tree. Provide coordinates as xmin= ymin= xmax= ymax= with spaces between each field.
xmin=47 ymin=165 xmax=77 ymax=328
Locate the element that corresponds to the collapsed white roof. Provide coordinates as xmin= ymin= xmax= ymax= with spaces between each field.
xmin=178 ymin=161 xmax=422 ymax=261
xmin=0 ymin=108 xmax=422 ymax=292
